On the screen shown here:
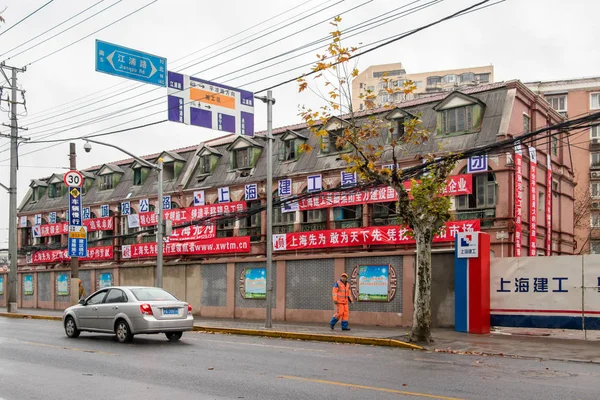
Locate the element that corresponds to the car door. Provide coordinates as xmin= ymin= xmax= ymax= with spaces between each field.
xmin=76 ymin=290 xmax=107 ymax=330
xmin=97 ymin=289 xmax=128 ymax=331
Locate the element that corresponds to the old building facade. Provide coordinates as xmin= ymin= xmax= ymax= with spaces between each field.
xmin=0 ymin=81 xmax=574 ymax=327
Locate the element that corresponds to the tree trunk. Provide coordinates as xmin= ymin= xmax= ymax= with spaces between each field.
xmin=410 ymin=226 xmax=434 ymax=344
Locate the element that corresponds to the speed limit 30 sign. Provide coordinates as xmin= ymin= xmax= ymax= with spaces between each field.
xmin=64 ymin=170 xmax=84 ymax=187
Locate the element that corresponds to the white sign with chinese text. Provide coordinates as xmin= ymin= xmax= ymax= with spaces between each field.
xmin=456 ymin=232 xmax=479 ymax=258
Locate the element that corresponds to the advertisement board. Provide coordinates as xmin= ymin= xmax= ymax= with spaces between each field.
xmin=56 ymin=273 xmax=70 ymax=296
xmin=23 ymin=275 xmax=34 ymax=296
xmin=244 ymin=268 xmax=266 ymax=299
xmin=358 ymin=266 xmax=389 ymax=301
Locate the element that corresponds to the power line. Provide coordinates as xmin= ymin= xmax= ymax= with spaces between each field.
xmin=0 ymin=0 xmax=106 ymax=59
xmin=0 ymin=0 xmax=55 ymax=38
xmin=3 ymin=0 xmax=120 ymax=62
xmin=15 ymin=0 xmax=437 ymax=142
xmin=26 ymin=0 xmax=158 ymax=66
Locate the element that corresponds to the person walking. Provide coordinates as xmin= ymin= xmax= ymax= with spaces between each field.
xmin=330 ymin=272 xmax=353 ymax=330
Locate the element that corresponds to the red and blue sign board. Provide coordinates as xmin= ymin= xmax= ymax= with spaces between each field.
xmin=455 ymin=232 xmax=490 ymax=334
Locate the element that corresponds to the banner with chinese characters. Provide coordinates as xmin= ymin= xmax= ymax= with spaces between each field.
xmin=29 ymin=246 xmax=114 ymax=264
xmin=514 ymin=143 xmax=523 ymax=257
xmin=298 ymin=175 xmax=472 ymax=211
xmin=546 ymin=154 xmax=552 ymax=256
xmin=34 ymin=218 xmax=114 ymax=237
xmin=166 ymin=225 xmax=216 ymax=242
xmin=272 ymin=220 xmax=480 ymax=251
xmin=121 ymin=236 xmax=251 ymax=259
xmin=138 ymin=202 xmax=246 ymax=227
xmin=529 ymin=146 xmax=537 ymax=256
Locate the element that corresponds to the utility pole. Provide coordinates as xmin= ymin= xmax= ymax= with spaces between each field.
xmin=69 ymin=143 xmax=79 ymax=282
xmin=156 ymin=158 xmax=164 ymax=288
xmin=0 ymin=62 xmax=27 ymax=313
xmin=256 ymin=91 xmax=275 ymax=328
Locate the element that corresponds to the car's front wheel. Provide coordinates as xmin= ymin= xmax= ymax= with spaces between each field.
xmin=115 ymin=320 xmax=133 ymax=343
xmin=64 ymin=316 xmax=80 ymax=338
xmin=165 ymin=332 xmax=183 ymax=342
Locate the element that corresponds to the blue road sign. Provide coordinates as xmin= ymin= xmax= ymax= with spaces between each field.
xmin=68 ymin=187 xmax=82 ymax=226
xmin=68 ymin=226 xmax=88 ymax=258
xmin=95 ymin=40 xmax=166 ymax=87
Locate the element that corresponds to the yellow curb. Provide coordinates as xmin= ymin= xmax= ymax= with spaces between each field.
xmin=0 ymin=312 xmax=62 ymax=321
xmin=193 ymin=326 xmax=423 ymax=350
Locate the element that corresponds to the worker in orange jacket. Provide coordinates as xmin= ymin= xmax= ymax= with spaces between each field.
xmin=330 ymin=272 xmax=353 ymax=330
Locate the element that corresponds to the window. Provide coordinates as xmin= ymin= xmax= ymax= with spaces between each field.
xmin=121 ymin=209 xmax=138 ymax=245
xmin=233 ymin=148 xmax=251 ymax=169
xmin=48 ymin=182 xmax=64 ymax=198
xmin=538 ymin=191 xmax=545 ymax=221
xmin=591 ymin=152 xmax=600 ymax=167
xmin=456 ymin=171 xmax=496 ymax=209
xmin=301 ymin=208 xmax=327 ymax=231
xmin=427 ymin=76 xmax=441 ymax=86
xmin=200 ymin=155 xmax=212 ymax=174
xmin=333 ymin=205 xmax=362 ymax=228
xmin=99 ymin=174 xmax=113 ymax=190
xmin=591 ymin=241 xmax=600 ymax=254
xmin=523 ymin=114 xmax=530 ymax=134
xmin=378 ymin=82 xmax=387 ymax=91
xmin=552 ymin=136 xmax=558 ymax=155
xmin=372 ymin=202 xmax=398 ymax=226
xmin=476 ymin=73 xmax=490 ymax=83
xmin=359 ymin=83 xmax=364 ymax=89
xmin=592 ymin=125 xmax=600 ymax=139
xmin=283 ymin=139 xmax=297 ymax=161
xmin=393 ymin=118 xmax=405 ymax=141
xmin=273 ymin=203 xmax=295 ymax=234
xmin=592 ymin=214 xmax=600 ymax=228
xmin=380 ymin=94 xmax=389 ymax=103
xmin=323 ymin=129 xmax=348 ymax=153
xmin=163 ymin=163 xmax=175 ymax=180
xmin=546 ymin=95 xmax=566 ymax=113
xmin=373 ymin=69 xmax=404 ymax=78
xmin=239 ymin=200 xmax=262 ymax=241
xmin=591 ymin=93 xmax=600 ymax=110
xmin=130 ymin=287 xmax=177 ymax=301
xmin=441 ymin=106 xmax=474 ymax=134
xmin=133 ymin=168 xmax=143 ymax=186
xmin=216 ymin=218 xmax=234 ymax=238
xmin=85 ymin=290 xmax=107 ymax=305
xmin=460 ymin=72 xmax=475 ymax=83
xmin=105 ymin=289 xmax=128 ymax=303
xmin=366 ymin=85 xmax=375 ymax=92
xmin=592 ymin=183 xmax=600 ymax=198
xmin=414 ymin=81 xmax=422 ymax=89
xmin=442 ymin=74 xmax=457 ymax=84
xmin=32 ymin=187 xmax=40 ymax=201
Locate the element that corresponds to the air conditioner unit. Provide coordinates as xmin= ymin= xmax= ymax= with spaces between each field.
xmin=592 ymin=172 xmax=600 ymax=179
xmin=592 ymin=138 xmax=600 ymax=145
xmin=592 ymin=202 xmax=600 ymax=210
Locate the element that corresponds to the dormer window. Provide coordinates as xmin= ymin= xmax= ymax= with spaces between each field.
xmin=279 ymin=130 xmax=307 ymax=162
xmin=97 ymin=164 xmax=124 ymax=191
xmin=156 ymin=151 xmax=186 ymax=182
xmin=131 ymin=161 xmax=150 ymax=186
xmin=434 ymin=92 xmax=485 ymax=136
xmin=100 ymin=174 xmax=113 ymax=190
xmin=226 ymin=136 xmax=263 ymax=170
xmin=200 ymin=155 xmax=211 ymax=174
xmin=133 ymin=168 xmax=143 ymax=186
xmin=32 ymin=187 xmax=40 ymax=201
xmin=320 ymin=117 xmax=351 ymax=154
xmin=47 ymin=175 xmax=66 ymax=198
xmin=385 ymin=108 xmax=414 ymax=143
xmin=29 ymin=179 xmax=47 ymax=202
xmin=196 ymin=145 xmax=221 ymax=177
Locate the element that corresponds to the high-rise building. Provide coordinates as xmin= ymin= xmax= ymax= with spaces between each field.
xmin=351 ymin=62 xmax=494 ymax=111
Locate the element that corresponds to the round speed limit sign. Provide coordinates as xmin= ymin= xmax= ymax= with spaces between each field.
xmin=64 ymin=170 xmax=84 ymax=188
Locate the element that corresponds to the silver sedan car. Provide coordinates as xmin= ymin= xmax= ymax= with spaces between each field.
xmin=62 ymin=286 xmax=194 ymax=343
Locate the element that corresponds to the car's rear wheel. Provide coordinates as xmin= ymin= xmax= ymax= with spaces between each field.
xmin=115 ymin=320 xmax=133 ymax=343
xmin=165 ymin=332 xmax=183 ymax=342
xmin=64 ymin=316 xmax=80 ymax=338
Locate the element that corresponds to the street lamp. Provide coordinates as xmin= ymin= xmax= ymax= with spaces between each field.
xmin=82 ymin=138 xmax=165 ymax=288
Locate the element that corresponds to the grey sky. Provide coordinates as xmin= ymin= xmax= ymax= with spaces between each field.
xmin=0 ymin=0 xmax=596 ymax=247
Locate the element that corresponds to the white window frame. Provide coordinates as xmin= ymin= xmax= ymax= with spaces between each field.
xmin=592 ymin=183 xmax=600 ymax=198
xmin=591 ymin=93 xmax=600 ymax=110
xmin=592 ymin=214 xmax=600 ymax=228
xmin=546 ymin=95 xmax=567 ymax=112
xmin=591 ymin=152 xmax=600 ymax=167
xmin=591 ymin=241 xmax=600 ymax=254
xmin=591 ymin=125 xmax=600 ymax=139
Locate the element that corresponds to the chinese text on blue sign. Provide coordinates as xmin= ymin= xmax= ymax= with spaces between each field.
xmin=68 ymin=226 xmax=88 ymax=258
xmin=167 ymin=72 xmax=254 ymax=136
xmin=95 ymin=40 xmax=166 ymax=87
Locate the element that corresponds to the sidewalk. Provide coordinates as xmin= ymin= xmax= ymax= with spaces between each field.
xmin=2 ymin=308 xmax=599 ymax=363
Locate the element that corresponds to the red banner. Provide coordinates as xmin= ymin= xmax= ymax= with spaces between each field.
xmin=85 ymin=217 xmax=114 ymax=232
xmin=514 ymin=144 xmax=523 ymax=257
xmin=529 ymin=147 xmax=537 ymax=256
xmin=272 ymin=220 xmax=480 ymax=251
xmin=121 ymin=236 xmax=251 ymax=259
xmin=167 ymin=225 xmax=216 ymax=242
xmin=139 ymin=201 xmax=247 ymax=227
xmin=36 ymin=217 xmax=114 ymax=237
xmin=546 ymin=153 xmax=552 ymax=256
xmin=30 ymin=246 xmax=114 ymax=264
xmin=298 ymin=175 xmax=472 ymax=210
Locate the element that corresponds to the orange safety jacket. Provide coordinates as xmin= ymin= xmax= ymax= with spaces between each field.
xmin=332 ymin=280 xmax=352 ymax=304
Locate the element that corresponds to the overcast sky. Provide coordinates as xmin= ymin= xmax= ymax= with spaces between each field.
xmin=0 ymin=0 xmax=597 ymax=247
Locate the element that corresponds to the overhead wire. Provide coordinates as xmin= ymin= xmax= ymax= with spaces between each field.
xmin=0 ymin=0 xmax=55 ymax=39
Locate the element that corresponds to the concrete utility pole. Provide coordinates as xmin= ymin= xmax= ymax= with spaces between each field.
xmin=1 ymin=62 xmax=27 ymax=313
xmin=69 ymin=143 xmax=79 ymax=281
xmin=256 ymin=91 xmax=276 ymax=328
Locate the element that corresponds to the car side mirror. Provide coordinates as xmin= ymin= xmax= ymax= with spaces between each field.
xmin=78 ymin=299 xmax=86 ymax=305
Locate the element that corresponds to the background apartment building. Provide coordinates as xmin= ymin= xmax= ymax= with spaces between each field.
xmin=526 ymin=77 xmax=600 ymax=254
xmin=351 ymin=62 xmax=494 ymax=111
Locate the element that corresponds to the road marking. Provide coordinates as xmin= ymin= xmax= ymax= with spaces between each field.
xmin=4 ymin=338 xmax=118 ymax=356
xmin=279 ymin=375 xmax=465 ymax=400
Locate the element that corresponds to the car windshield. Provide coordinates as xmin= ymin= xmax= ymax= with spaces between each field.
xmin=130 ymin=288 xmax=178 ymax=302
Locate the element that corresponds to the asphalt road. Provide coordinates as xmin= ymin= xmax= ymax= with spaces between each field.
xmin=0 ymin=318 xmax=599 ymax=400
